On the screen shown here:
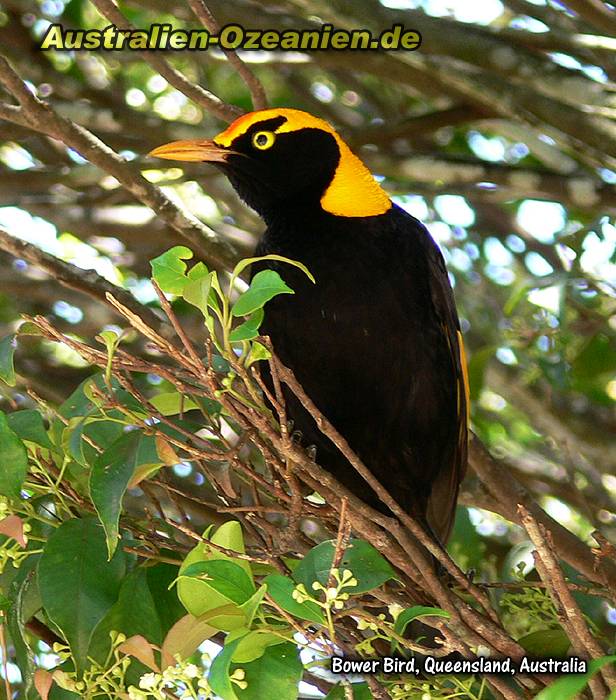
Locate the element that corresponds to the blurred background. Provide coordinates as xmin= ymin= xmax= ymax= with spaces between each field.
xmin=0 ymin=0 xmax=615 ymax=654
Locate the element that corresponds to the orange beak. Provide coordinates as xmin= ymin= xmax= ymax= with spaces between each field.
xmin=147 ymin=139 xmax=235 ymax=163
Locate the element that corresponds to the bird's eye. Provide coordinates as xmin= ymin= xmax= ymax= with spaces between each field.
xmin=252 ymin=131 xmax=276 ymax=150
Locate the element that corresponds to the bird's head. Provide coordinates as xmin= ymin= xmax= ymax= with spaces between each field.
xmin=148 ymin=108 xmax=391 ymax=222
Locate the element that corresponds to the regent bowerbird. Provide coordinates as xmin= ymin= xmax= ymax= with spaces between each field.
xmin=149 ymin=107 xmax=469 ymax=549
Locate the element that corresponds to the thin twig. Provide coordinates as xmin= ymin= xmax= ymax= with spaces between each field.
xmin=519 ymin=505 xmax=616 ymax=695
xmin=90 ymin=0 xmax=242 ymax=122
xmin=328 ymin=497 xmax=351 ymax=588
xmin=0 ymin=55 xmax=237 ymax=268
xmin=151 ymin=278 xmax=203 ymax=371
xmin=0 ymin=227 xmax=169 ymax=334
xmin=470 ymin=435 xmax=616 ymax=589
xmin=187 ymin=0 xmax=268 ymax=110
xmin=267 ymin=345 xmax=497 ymax=617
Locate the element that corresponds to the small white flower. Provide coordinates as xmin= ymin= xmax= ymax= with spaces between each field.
xmin=139 ymin=672 xmax=161 ymax=690
xmin=388 ymin=603 xmax=404 ymax=620
xmin=184 ymin=663 xmax=199 ymax=679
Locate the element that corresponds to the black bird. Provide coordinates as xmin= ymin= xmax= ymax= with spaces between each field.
xmin=149 ymin=108 xmax=469 ymax=546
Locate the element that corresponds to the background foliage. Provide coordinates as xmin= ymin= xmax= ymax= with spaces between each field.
xmin=0 ymin=0 xmax=615 ymax=698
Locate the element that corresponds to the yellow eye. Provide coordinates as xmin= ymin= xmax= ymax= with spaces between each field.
xmin=252 ymin=131 xmax=276 ymax=150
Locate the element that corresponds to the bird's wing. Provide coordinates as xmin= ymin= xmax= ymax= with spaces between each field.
xmin=422 ymin=232 xmax=470 ymax=543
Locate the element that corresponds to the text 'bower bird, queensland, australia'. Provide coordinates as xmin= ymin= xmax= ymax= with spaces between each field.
xmin=149 ymin=107 xmax=470 ymax=547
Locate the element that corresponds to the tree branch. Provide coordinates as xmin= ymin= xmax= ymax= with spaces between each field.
xmin=0 ymin=227 xmax=171 ymax=336
xmin=562 ymin=0 xmax=616 ymax=36
xmin=187 ymin=0 xmax=268 ymax=110
xmin=0 ymin=54 xmax=238 ymax=269
xmin=89 ymin=0 xmax=243 ymax=122
xmin=469 ymin=434 xmax=616 ymax=589
xmin=520 ymin=505 xmax=616 ymax=694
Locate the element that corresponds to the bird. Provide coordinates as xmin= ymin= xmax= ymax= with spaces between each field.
xmin=149 ymin=107 xmax=469 ymax=549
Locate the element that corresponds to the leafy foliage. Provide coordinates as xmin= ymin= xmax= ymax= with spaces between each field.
xmin=0 ymin=0 xmax=615 ymax=696
xmin=0 ymin=249 xmax=611 ymax=699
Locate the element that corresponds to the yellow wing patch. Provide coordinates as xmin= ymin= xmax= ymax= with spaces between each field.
xmin=214 ymin=108 xmax=391 ymax=218
xmin=457 ymin=330 xmax=471 ymax=426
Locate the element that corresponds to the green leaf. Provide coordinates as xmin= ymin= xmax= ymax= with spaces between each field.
xmin=149 ymin=391 xmax=200 ymax=416
xmin=146 ymin=563 xmax=187 ymax=636
xmin=150 ymin=246 xmax=193 ymax=294
xmin=209 ymin=638 xmax=242 ymax=700
xmin=293 ymin=539 xmax=397 ymax=594
xmin=518 ymin=628 xmax=570 ymax=658
xmin=89 ymin=431 xmax=145 ymax=558
xmin=211 ymin=521 xmax=251 ymax=576
xmin=38 ymin=518 xmax=126 ymax=675
xmin=180 ymin=560 xmax=255 ymax=606
xmin=7 ymin=410 xmax=53 ymax=450
xmin=58 ymin=373 xmax=109 ymax=420
xmin=534 ymin=656 xmax=616 ymax=700
xmin=245 ymin=341 xmax=271 ymax=367
xmin=0 ymin=411 xmax=28 ymax=499
xmin=194 ymin=395 xmax=223 ymax=417
xmin=239 ymin=585 xmax=267 ymax=629
xmin=393 ymin=605 xmax=450 ymax=638
xmin=183 ymin=267 xmax=215 ymax=316
xmin=231 ymin=270 xmax=294 ymax=317
xmin=231 ymin=254 xmax=315 ymax=285
xmin=56 ymin=375 xmax=128 ymax=464
xmin=89 ymin=568 xmax=164 ymax=664
xmin=231 ymin=630 xmax=285 ymax=664
xmin=264 ymin=574 xmax=324 ymax=624
xmin=49 ymin=683 xmax=79 ymax=699
xmin=325 ymin=683 xmax=372 ymax=700
xmin=229 ymin=309 xmax=264 ymax=342
xmin=7 ymin=559 xmax=38 ymax=695
xmin=113 ymin=568 xmax=163 ymax=643
xmin=64 ymin=417 xmax=87 ymax=465
xmin=0 ymin=334 xmax=17 ymax=386
xmin=178 ymin=522 xmax=253 ymax=628
xmin=97 ymin=331 xmax=121 ymax=354
xmin=188 ymin=262 xmax=209 ymax=279
xmin=97 ymin=330 xmax=122 ymax=383
xmin=231 ymin=641 xmax=302 ymax=700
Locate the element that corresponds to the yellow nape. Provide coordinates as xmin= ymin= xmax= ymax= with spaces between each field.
xmin=214 ymin=108 xmax=392 ymax=218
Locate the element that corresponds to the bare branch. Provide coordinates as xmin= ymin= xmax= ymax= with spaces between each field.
xmin=89 ymin=0 xmax=243 ymax=122
xmin=562 ymin=0 xmax=616 ymax=36
xmin=520 ymin=505 xmax=616 ymax=694
xmin=0 ymin=227 xmax=170 ymax=334
xmin=469 ymin=434 xmax=616 ymax=589
xmin=0 ymin=54 xmax=237 ymax=268
xmin=187 ymin=0 xmax=268 ymax=110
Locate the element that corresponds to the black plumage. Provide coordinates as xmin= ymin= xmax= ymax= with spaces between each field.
xmin=149 ymin=108 xmax=468 ymax=545
xmin=254 ymin=204 xmax=465 ymax=542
